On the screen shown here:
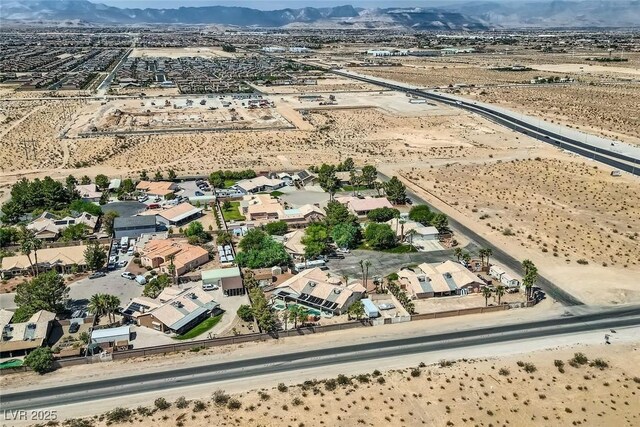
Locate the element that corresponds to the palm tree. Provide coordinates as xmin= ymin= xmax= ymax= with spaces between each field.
xmin=484 ymin=248 xmax=493 ymax=267
xmin=364 ymin=260 xmax=371 ymax=290
xmin=105 ymin=295 xmax=121 ymax=324
xmin=478 ymin=249 xmax=487 ymax=268
xmin=454 ymin=247 xmax=463 ymax=261
xmin=359 ymin=260 xmax=365 ymax=284
xmin=495 ymin=284 xmax=505 ymax=305
xmin=461 ymin=252 xmax=472 ymax=266
xmin=19 ymin=226 xmax=40 ymax=276
xmin=406 ymin=229 xmax=417 ymax=250
xmin=88 ymin=294 xmax=107 ymax=319
xmin=482 ymin=286 xmax=492 ymax=307
xmin=341 ymin=274 xmax=349 ymax=286
xmin=522 ymin=259 xmax=535 ymax=275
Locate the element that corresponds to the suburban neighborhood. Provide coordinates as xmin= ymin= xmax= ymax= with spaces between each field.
xmin=0 ymin=161 xmax=542 ymax=371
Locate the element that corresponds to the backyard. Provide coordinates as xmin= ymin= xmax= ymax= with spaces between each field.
xmin=221 ymin=201 xmax=245 ymax=222
xmin=175 ymin=314 xmax=223 ymax=340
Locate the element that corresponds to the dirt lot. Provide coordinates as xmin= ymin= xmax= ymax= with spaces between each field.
xmin=55 ymin=343 xmax=640 ymax=427
xmin=395 ymin=157 xmax=640 ymax=305
xmin=129 ymin=47 xmax=236 ymax=59
xmin=462 ymin=83 xmax=640 ymax=145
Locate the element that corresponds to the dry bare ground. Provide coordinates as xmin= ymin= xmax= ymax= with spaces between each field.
xmin=60 ymin=344 xmax=640 ymax=427
xmin=463 ymin=83 xmax=640 ymax=145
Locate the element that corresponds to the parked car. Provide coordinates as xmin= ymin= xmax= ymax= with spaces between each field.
xmin=69 ymin=322 xmax=80 ymax=333
xmin=137 ymin=195 xmax=149 ymax=202
xmin=147 ymin=203 xmax=161 ymax=209
xmin=121 ymin=272 xmax=136 ymax=280
xmin=118 ymin=260 xmax=128 ymax=268
xmin=202 ymin=283 xmax=218 ymax=291
xmin=378 ymin=303 xmax=396 ymax=310
xmin=195 ymin=191 xmax=204 ymax=196
xmin=127 ymin=247 xmax=134 ymax=256
xmin=88 ymin=271 xmax=106 ymax=279
xmin=71 ymin=310 xmax=85 ymax=319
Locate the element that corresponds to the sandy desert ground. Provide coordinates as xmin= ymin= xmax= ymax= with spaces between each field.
xmin=129 ymin=47 xmax=236 ymax=58
xmin=462 ymin=83 xmax=640 ymax=145
xmin=42 ymin=343 xmax=640 ymax=427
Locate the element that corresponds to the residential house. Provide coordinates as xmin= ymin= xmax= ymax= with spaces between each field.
xmin=201 ymin=266 xmax=244 ymax=296
xmin=156 ymin=202 xmax=203 ymax=226
xmin=0 ymin=309 xmax=56 ymax=357
xmin=233 ymin=176 xmax=286 ymax=195
xmin=336 ymin=196 xmax=393 ymax=217
xmin=136 ymin=180 xmax=178 ymax=198
xmin=122 ymin=287 xmax=221 ymax=335
xmin=0 ymin=245 xmax=92 ymax=278
xmin=397 ymin=260 xmax=485 ymax=299
xmin=272 ymin=267 xmax=363 ymax=315
xmin=292 ymin=170 xmax=314 ymax=185
xmin=27 ymin=211 xmax=98 ymax=240
xmin=240 ymin=194 xmax=324 ymax=227
xmin=75 ymin=184 xmax=102 ymax=202
xmin=140 ymin=239 xmax=209 ymax=276
xmin=113 ymin=216 xmax=158 ymax=239
xmin=281 ymin=229 xmax=306 ymax=259
xmin=90 ymin=325 xmax=130 ymax=350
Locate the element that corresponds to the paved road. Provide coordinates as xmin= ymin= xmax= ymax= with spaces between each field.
xmin=2 ymin=305 xmax=638 ymax=411
xmin=377 ymin=172 xmax=584 ymax=306
xmin=331 ymin=69 xmax=640 ymax=176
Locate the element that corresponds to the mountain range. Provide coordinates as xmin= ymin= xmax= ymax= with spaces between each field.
xmin=1 ymin=0 xmax=639 ymax=29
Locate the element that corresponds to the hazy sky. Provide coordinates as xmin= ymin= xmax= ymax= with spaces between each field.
xmin=98 ymin=0 xmax=485 ymax=9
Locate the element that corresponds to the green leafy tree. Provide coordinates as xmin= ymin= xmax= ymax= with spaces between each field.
xmin=88 ymin=293 xmax=107 ymax=317
xmin=14 ymin=271 xmax=69 ymax=321
xmin=409 ymin=205 xmax=434 ymax=225
xmin=24 ymin=347 xmax=54 ymax=374
xmin=69 ymin=199 xmax=102 ymax=216
xmin=0 ymin=226 xmax=19 ymax=248
xmin=95 ymin=174 xmax=110 ymax=190
xmin=62 ymin=223 xmax=88 ymax=242
xmin=143 ymin=274 xmax=171 ymax=298
xmin=366 ymin=207 xmax=400 ymax=223
xmin=454 ymin=247 xmax=463 ymax=261
xmin=364 ymin=223 xmax=397 ymax=249
xmin=65 ymin=175 xmax=78 ymax=193
xmin=208 ymin=171 xmax=225 ymax=189
xmin=222 ymin=200 xmax=232 ymax=211
xmin=324 ymin=201 xmax=358 ymax=229
xmin=236 ymin=239 xmax=290 ymax=269
xmin=430 ymin=213 xmax=449 ymax=233
xmin=121 ymin=178 xmax=135 ymax=194
xmin=167 ymin=169 xmax=176 ymax=180
xmin=249 ymin=287 xmax=277 ymax=332
xmin=237 ymin=304 xmax=254 ymax=322
xmin=331 ymin=222 xmax=360 ymax=249
xmin=84 ymin=241 xmax=107 ymax=271
xmin=239 ymin=229 xmax=269 ymax=252
xmin=340 ymin=157 xmax=355 ymax=171
xmin=154 ymin=170 xmax=163 ymax=181
xmin=264 ymin=221 xmax=288 ymax=236
xmin=383 ymin=176 xmax=407 ymax=205
xmin=216 ymin=230 xmax=233 ymax=246
xmin=317 ymin=164 xmax=339 ymax=199
xmin=103 ymin=211 xmax=120 ymax=236
xmin=140 ymin=170 xmax=148 ymax=181
xmin=80 ymin=175 xmax=91 ymax=185
xmin=347 ymin=300 xmax=365 ymax=320
xmin=301 ymin=223 xmax=330 ymax=260
xmin=360 ymin=165 xmax=377 ymax=188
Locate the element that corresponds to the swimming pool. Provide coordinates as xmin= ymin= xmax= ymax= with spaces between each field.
xmin=272 ymin=300 xmax=323 ymax=317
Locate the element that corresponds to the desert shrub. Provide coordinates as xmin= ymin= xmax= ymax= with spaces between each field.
xmin=154 ymin=397 xmax=171 ymax=410
xmin=212 ymin=389 xmax=230 ymax=406
xmin=554 ymin=360 xmax=565 ymax=373
xmin=377 ymin=377 xmax=386 ymax=384
xmin=633 ymin=377 xmax=640 ymax=384
xmin=292 ymin=397 xmax=303 ymax=406
xmin=522 ymin=362 xmax=537 ymax=373
xmin=357 ymin=374 xmax=370 ymax=383
xmin=105 ymin=408 xmax=132 ymax=424
xmin=498 ymin=368 xmax=510 ymax=376
xmin=175 ymin=396 xmax=189 ymax=409
xmin=576 ymin=259 xmax=589 ymax=265
xmin=136 ymin=406 xmax=152 ymax=416
xmin=571 ymin=353 xmax=589 ymax=366
xmin=277 ymin=383 xmax=288 ymax=392
xmin=325 ymin=378 xmax=337 ymax=391
xmin=590 ymin=358 xmax=609 ymax=370
xmin=258 ymin=391 xmax=270 ymax=401
xmin=192 ymin=400 xmax=206 ymax=412
xmin=336 ymin=374 xmax=351 ymax=386
xmin=516 ymin=361 xmax=525 ymax=367
xmin=64 ymin=419 xmax=94 ymax=427
xmin=439 ymin=360 xmax=454 ymax=368
xmin=227 ymin=398 xmax=242 ymax=410
xmin=372 ymin=370 xmax=381 ymax=377
xmin=410 ymin=368 xmax=421 ymax=378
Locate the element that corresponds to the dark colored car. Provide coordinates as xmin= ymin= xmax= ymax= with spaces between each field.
xmin=69 ymin=322 xmax=80 ymax=333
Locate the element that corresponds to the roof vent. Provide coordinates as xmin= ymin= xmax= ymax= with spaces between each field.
xmin=334 ymin=289 xmax=341 ymax=294
xmin=444 ymin=273 xmax=452 ymax=278
xmin=308 ymin=281 xmax=316 ymax=287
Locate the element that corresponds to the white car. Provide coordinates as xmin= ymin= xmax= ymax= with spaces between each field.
xmin=137 ymin=195 xmax=149 ymax=202
xmin=202 ymin=283 xmax=219 ymax=291
xmin=121 ymin=272 xmax=136 ymax=280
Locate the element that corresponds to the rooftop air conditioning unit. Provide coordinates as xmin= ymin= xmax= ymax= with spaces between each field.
xmin=334 ymin=289 xmax=341 ymax=294
xmin=309 ymin=282 xmax=316 ymax=287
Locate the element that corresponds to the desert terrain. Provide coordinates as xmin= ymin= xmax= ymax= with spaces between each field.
xmin=30 ymin=342 xmax=640 ymax=427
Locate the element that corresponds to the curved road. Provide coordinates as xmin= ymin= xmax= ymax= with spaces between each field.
xmin=378 ymin=172 xmax=584 ymax=306
xmin=2 ymin=306 xmax=638 ymax=411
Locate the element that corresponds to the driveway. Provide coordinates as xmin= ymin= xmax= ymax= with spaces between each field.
xmin=325 ymin=248 xmax=457 ymax=281
xmin=102 ymin=201 xmax=147 ymax=218
xmin=280 ymin=190 xmax=330 ymax=208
